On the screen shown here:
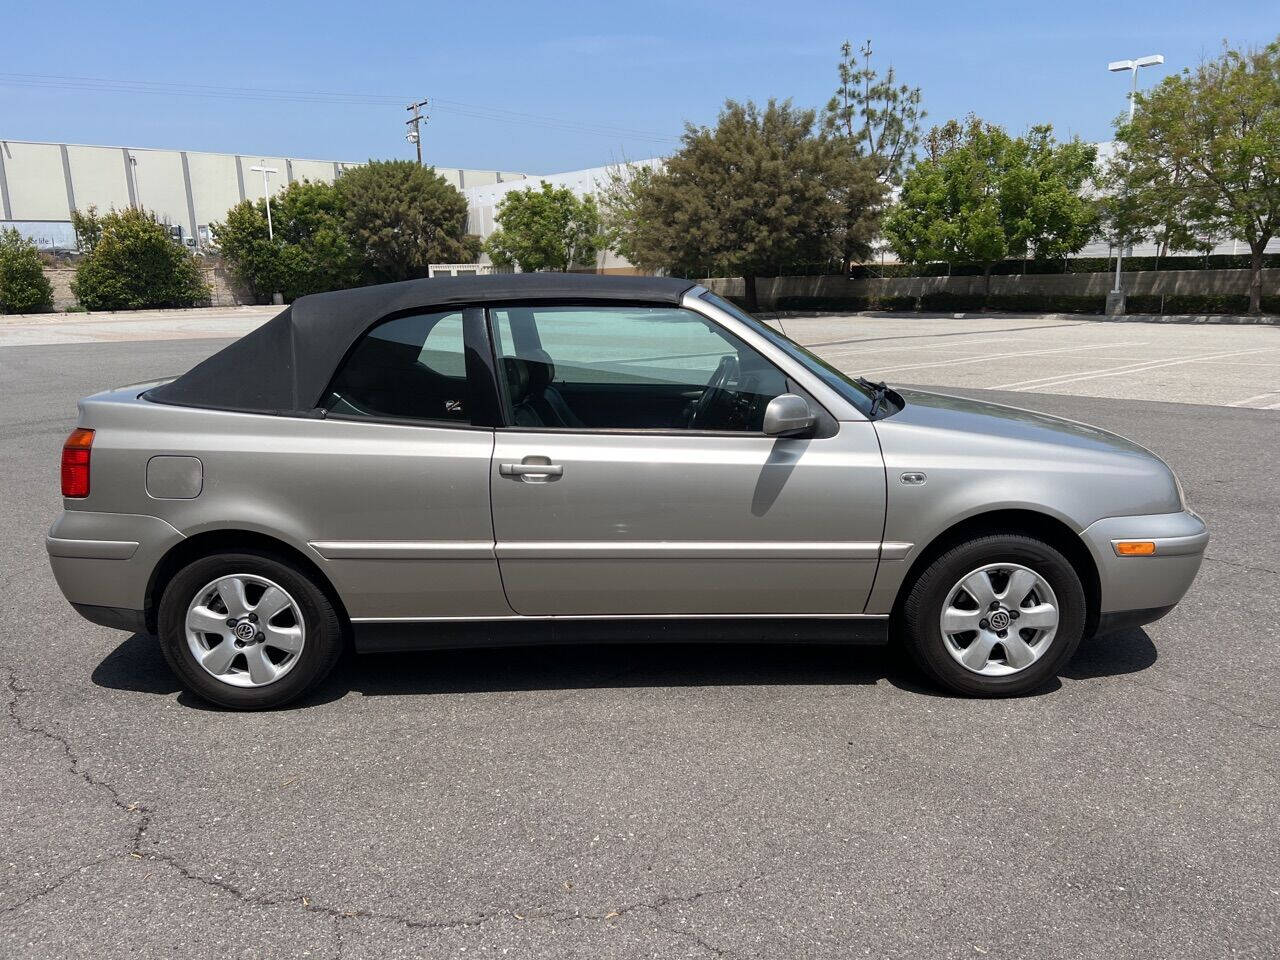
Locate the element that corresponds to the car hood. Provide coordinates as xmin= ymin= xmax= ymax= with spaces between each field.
xmin=888 ymin=387 xmax=1157 ymax=460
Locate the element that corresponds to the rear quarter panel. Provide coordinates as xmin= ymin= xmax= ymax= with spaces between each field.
xmin=65 ymin=389 xmax=507 ymax=619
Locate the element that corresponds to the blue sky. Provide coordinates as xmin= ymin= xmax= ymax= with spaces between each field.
xmin=2 ymin=1 xmax=1275 ymax=174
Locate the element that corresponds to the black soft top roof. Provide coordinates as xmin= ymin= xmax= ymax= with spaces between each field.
xmin=146 ymin=273 xmax=699 ymax=415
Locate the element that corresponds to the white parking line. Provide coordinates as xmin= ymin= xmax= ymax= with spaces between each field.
xmin=1230 ymin=392 xmax=1280 ymax=407
xmin=995 ymin=348 xmax=1273 ymax=391
xmin=860 ymin=340 xmax=1147 ymax=375
xmin=800 ymin=333 xmax=1029 ymax=356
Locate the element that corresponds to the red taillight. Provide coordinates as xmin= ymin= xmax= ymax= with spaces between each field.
xmin=61 ymin=428 xmax=94 ymax=498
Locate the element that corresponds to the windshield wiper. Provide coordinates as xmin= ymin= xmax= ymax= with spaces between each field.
xmin=856 ymin=377 xmax=890 ymax=417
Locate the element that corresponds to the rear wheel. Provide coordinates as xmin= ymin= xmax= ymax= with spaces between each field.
xmin=900 ymin=534 xmax=1086 ymax=697
xmin=157 ymin=551 xmax=344 ymax=710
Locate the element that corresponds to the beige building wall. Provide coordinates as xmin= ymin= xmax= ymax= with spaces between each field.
xmin=3 ymin=141 xmax=67 ymax=219
xmin=128 ymin=149 xmax=189 ymax=228
xmin=65 ymin=145 xmax=132 ymax=214
xmin=186 ymin=151 xmax=242 ymax=232
xmin=288 ymin=158 xmax=336 ymax=183
xmin=1 ymin=139 xmax=529 ymax=249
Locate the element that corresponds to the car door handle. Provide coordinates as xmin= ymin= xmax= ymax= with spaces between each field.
xmin=499 ymin=461 xmax=564 ymax=480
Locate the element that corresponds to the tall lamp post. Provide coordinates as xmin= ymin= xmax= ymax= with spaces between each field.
xmin=248 ymin=165 xmax=279 ymax=240
xmin=1106 ymin=54 xmax=1164 ymax=314
xmin=249 ymin=164 xmax=282 ymax=303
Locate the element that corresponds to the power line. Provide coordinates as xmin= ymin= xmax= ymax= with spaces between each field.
xmin=0 ymin=72 xmax=681 ymax=144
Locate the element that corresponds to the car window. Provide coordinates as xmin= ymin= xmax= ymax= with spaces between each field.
xmin=699 ymin=291 xmax=880 ymax=417
xmin=489 ymin=305 xmax=788 ymax=432
xmin=323 ymin=310 xmax=471 ymax=423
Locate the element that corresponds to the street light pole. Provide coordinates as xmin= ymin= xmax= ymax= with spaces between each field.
xmin=249 ymin=165 xmax=279 ymax=240
xmin=128 ymin=154 xmax=141 ymax=210
xmin=1106 ymin=54 xmax=1164 ymax=305
xmin=249 ymin=164 xmax=282 ymax=304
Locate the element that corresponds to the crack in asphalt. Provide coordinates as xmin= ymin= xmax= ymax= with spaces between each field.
xmin=1203 ymin=554 xmax=1280 ymax=579
xmin=3 ymin=672 xmax=746 ymax=955
xmin=0 ymin=854 xmax=120 ymax=918
xmin=1114 ymin=673 xmax=1280 ymax=733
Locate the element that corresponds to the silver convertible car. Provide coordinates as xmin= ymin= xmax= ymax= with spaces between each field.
xmin=48 ymin=274 xmax=1207 ymax=708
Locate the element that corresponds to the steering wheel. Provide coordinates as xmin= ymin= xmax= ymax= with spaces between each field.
xmin=688 ymin=354 xmax=739 ymax=430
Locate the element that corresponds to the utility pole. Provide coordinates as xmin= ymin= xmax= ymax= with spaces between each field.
xmin=406 ymin=99 xmax=429 ymax=166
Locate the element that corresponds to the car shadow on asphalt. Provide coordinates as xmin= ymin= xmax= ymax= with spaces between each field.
xmin=90 ymin=627 xmax=1158 ymax=710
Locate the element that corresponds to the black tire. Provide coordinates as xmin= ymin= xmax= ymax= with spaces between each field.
xmin=157 ymin=550 xmax=344 ymax=710
xmin=900 ymin=534 xmax=1087 ymax=697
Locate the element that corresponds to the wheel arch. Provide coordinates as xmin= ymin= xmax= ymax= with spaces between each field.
xmin=145 ymin=529 xmax=350 ymax=635
xmin=891 ymin=509 xmax=1101 ymax=637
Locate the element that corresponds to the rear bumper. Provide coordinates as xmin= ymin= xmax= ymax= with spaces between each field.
xmin=47 ymin=511 xmax=184 ymax=628
xmin=70 ymin=603 xmax=148 ymax=633
xmin=1081 ymin=510 xmax=1208 ymax=617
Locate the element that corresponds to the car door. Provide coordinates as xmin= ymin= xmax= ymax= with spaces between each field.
xmin=486 ymin=301 xmax=887 ymax=617
xmin=301 ymin=306 xmax=508 ymax=620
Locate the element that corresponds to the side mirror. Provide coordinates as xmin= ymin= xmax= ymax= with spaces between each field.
xmin=763 ymin=393 xmax=817 ymax=438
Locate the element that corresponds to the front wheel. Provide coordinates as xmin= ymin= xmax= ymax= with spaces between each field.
xmin=157 ymin=551 xmax=344 ymax=710
xmin=900 ymin=534 xmax=1087 ymax=697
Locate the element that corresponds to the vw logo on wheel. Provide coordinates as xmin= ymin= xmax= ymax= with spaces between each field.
xmin=233 ymin=620 xmax=257 ymax=641
xmin=988 ymin=610 xmax=1011 ymax=631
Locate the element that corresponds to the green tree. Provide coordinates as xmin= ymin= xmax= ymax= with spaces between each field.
xmin=71 ymin=208 xmax=209 ymax=310
xmin=0 ymin=228 xmax=54 ymax=314
xmin=70 ymin=206 xmax=103 ymax=253
xmin=883 ymin=116 xmax=1099 ymax=292
xmin=484 ymin=182 xmax=607 ymax=272
xmin=603 ymin=99 xmax=886 ymax=310
xmin=337 ymin=160 xmax=480 ymax=283
xmin=214 ymin=180 xmax=361 ymax=302
xmin=1108 ymin=38 xmax=1280 ymax=313
xmin=822 ymin=39 xmax=925 ymax=185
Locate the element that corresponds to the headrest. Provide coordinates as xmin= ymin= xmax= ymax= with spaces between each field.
xmin=502 ymin=357 xmax=531 ymax=404
xmin=524 ymin=348 xmax=556 ymax=395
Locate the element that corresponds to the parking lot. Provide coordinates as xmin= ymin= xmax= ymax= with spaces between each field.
xmin=2 ymin=313 xmax=1278 ymax=959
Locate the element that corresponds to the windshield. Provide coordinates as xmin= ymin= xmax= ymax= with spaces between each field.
xmin=699 ymin=291 xmax=883 ymax=417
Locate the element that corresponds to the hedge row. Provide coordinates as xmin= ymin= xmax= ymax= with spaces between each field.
xmin=849 ymin=253 xmax=1280 ymax=279
xmin=774 ymin=293 xmax=1280 ymax=315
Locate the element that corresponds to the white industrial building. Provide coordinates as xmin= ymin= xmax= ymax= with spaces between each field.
xmin=0 ymin=138 xmax=528 ymax=250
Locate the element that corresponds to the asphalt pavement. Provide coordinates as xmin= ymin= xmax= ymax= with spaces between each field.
xmin=1 ymin=335 xmax=1277 ymax=959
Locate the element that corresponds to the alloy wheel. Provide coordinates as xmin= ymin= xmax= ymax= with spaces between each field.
xmin=939 ymin=563 xmax=1059 ymax=677
xmin=184 ymin=574 xmax=306 ymax=687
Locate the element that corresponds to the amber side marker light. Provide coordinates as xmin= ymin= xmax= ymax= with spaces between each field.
xmin=61 ymin=428 xmax=95 ymax=498
xmin=1114 ymin=540 xmax=1156 ymax=557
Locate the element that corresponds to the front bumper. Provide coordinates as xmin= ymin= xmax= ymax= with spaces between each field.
xmin=1080 ymin=510 xmax=1208 ymax=622
xmin=46 ymin=510 xmax=184 ymax=630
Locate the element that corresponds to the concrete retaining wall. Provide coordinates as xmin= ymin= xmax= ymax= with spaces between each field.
xmin=704 ymin=268 xmax=1280 ymax=310
xmin=43 ymin=264 xmax=249 ymax=310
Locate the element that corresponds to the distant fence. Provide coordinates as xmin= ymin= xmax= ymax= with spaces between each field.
xmin=703 ymin=268 xmax=1280 ymax=316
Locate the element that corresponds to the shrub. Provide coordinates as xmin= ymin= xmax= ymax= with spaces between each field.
xmin=850 ymin=252 xmax=1280 ymax=280
xmin=1126 ymin=293 xmax=1279 ymax=315
xmin=485 ymin=182 xmax=607 ymax=272
xmin=338 ymin=160 xmax=480 ymax=283
xmin=214 ymin=180 xmax=361 ymax=303
xmin=0 ymin=229 xmax=54 ymax=313
xmin=71 ymin=208 xmax=209 ymax=310
xmin=994 ymin=294 xmax=1104 ymax=314
xmin=875 ymin=295 xmax=919 ymax=311
xmin=776 ymin=295 xmax=871 ymax=311
xmin=919 ymin=292 xmax=987 ymax=312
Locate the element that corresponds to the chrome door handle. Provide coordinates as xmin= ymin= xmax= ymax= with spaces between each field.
xmin=499 ymin=461 xmax=563 ymax=480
